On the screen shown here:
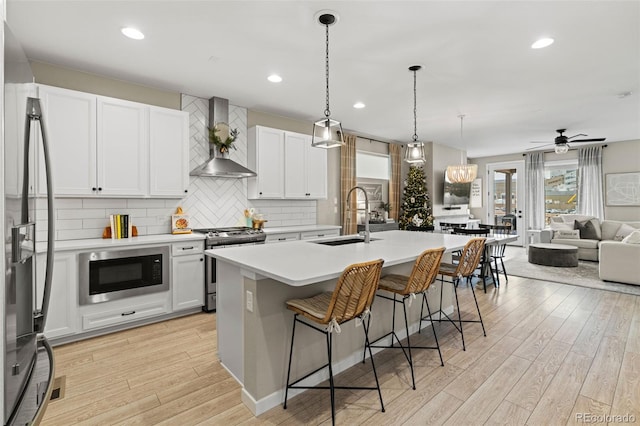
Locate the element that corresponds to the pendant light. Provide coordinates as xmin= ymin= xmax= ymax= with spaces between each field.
xmin=446 ymin=115 xmax=478 ymax=183
xmin=312 ymin=13 xmax=344 ymax=148
xmin=404 ymin=65 xmax=425 ymax=163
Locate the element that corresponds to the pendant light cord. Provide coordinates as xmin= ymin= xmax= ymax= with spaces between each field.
xmin=324 ymin=23 xmax=331 ymax=118
xmin=459 ymin=114 xmax=465 ymax=164
xmin=412 ymin=69 xmax=418 ymax=142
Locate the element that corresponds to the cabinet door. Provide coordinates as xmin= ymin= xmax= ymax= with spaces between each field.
xmin=284 ymin=132 xmax=307 ymax=198
xmin=306 ymin=143 xmax=327 ymax=199
xmin=149 ymin=107 xmax=189 ymax=197
xmin=97 ymin=97 xmax=148 ymax=196
xmin=255 ymin=127 xmax=284 ymax=198
xmin=38 ymin=85 xmax=97 ymax=195
xmin=172 ymin=254 xmax=205 ymax=311
xmin=37 ymin=252 xmax=78 ymax=339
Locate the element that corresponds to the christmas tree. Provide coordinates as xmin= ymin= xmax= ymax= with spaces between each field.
xmin=399 ymin=165 xmax=433 ymax=230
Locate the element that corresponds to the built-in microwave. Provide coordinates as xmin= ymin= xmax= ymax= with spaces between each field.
xmin=78 ymin=246 xmax=170 ymax=305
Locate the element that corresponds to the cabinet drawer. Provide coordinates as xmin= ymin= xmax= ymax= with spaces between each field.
xmin=265 ymin=233 xmax=300 ymax=243
xmin=82 ymin=299 xmax=169 ymax=331
xmin=172 ymin=241 xmax=204 ymax=256
xmin=300 ymin=230 xmax=340 ymax=240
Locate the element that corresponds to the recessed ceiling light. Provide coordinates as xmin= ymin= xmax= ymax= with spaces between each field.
xmin=121 ymin=27 xmax=145 ymax=40
xmin=353 ymin=102 xmax=365 ymax=109
xmin=531 ymin=37 xmax=554 ymax=49
xmin=267 ymin=74 xmax=282 ymax=83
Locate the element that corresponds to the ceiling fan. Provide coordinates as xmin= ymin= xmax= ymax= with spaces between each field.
xmin=528 ymin=129 xmax=606 ymax=153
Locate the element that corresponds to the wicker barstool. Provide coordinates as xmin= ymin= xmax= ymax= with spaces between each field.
xmin=283 ymin=258 xmax=385 ymax=425
xmin=425 ymin=238 xmax=487 ymax=351
xmin=369 ymin=247 xmax=445 ymax=390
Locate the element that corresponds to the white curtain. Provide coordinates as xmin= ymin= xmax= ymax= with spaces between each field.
xmin=525 ymin=152 xmax=545 ymax=230
xmin=578 ymin=146 xmax=604 ymax=220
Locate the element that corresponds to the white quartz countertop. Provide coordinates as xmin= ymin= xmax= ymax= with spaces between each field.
xmin=262 ymin=224 xmax=341 ymax=234
xmin=205 ymin=230 xmax=477 ymax=286
xmin=37 ymin=233 xmax=205 ymax=253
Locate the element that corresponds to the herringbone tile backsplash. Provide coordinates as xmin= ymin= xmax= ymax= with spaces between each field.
xmin=41 ymin=94 xmax=317 ymax=241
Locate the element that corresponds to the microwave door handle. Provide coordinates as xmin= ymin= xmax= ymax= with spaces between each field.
xmin=28 ymin=97 xmax=56 ymax=334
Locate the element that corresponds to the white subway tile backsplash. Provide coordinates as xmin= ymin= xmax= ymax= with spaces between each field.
xmin=127 ymin=199 xmax=167 ymax=208
xmin=58 ymin=208 xmax=107 ymax=220
xmin=54 ymin=199 xmax=83 ymax=209
xmin=104 ymin=208 xmax=148 ymax=218
xmin=82 ymin=218 xmax=110 ymax=229
xmin=83 ymin=199 xmax=127 ymax=208
xmin=58 ymin=229 xmax=103 ymax=240
xmin=58 ymin=219 xmax=83 ymax=230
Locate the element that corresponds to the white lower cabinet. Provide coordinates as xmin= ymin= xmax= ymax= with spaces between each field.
xmin=265 ymin=232 xmax=300 ymax=243
xmin=81 ymin=295 xmax=171 ymax=331
xmin=300 ymin=229 xmax=340 ymax=240
xmin=172 ymin=253 xmax=205 ymax=311
xmin=38 ymin=253 xmax=78 ymax=340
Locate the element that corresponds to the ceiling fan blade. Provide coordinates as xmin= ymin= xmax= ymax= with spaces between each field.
xmin=570 ymin=138 xmax=606 ymax=143
xmin=526 ymin=144 xmax=554 ymax=150
xmin=567 ymin=133 xmax=587 ymax=139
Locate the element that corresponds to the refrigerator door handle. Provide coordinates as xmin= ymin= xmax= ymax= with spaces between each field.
xmin=26 ymin=97 xmax=55 ymax=334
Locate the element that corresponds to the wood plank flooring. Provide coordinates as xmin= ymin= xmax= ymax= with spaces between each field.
xmin=41 ymin=276 xmax=640 ymax=425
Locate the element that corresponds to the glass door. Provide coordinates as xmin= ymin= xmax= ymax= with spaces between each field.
xmin=487 ymin=160 xmax=526 ymax=246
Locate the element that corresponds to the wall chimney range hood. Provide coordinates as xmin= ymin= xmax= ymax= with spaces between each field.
xmin=189 ymin=96 xmax=256 ymax=178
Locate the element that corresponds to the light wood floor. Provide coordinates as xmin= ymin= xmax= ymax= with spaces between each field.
xmin=41 ymin=276 xmax=640 ymax=425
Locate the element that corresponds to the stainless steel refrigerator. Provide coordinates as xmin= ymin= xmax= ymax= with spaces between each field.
xmin=3 ymin=22 xmax=56 ymax=425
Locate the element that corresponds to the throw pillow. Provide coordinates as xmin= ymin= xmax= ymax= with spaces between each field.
xmin=622 ymin=230 xmax=640 ymax=244
xmin=550 ymin=221 xmax=573 ymax=232
xmin=615 ymin=223 xmax=637 ymax=241
xmin=574 ymin=219 xmax=601 ymax=240
xmin=554 ymin=229 xmax=580 ymax=239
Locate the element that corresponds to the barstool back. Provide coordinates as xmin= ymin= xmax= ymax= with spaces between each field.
xmin=454 ymin=237 xmax=486 ymax=278
xmin=403 ymin=247 xmax=445 ymax=294
xmin=326 ymin=259 xmax=384 ymax=324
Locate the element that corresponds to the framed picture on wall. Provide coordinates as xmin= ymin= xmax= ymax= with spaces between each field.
xmin=470 ymin=178 xmax=482 ymax=208
xmin=605 ymin=172 xmax=640 ymax=206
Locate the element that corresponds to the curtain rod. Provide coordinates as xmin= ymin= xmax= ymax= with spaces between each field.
xmin=522 ymin=144 xmax=608 ymax=156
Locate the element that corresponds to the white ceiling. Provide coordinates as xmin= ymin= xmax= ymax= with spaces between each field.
xmin=6 ymin=1 xmax=640 ymax=158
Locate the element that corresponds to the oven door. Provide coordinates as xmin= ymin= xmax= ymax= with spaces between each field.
xmin=204 ymin=240 xmax=265 ymax=312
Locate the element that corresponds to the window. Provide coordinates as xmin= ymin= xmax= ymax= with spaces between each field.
xmin=544 ymin=160 xmax=578 ymax=225
xmin=356 ymin=151 xmax=390 ymax=180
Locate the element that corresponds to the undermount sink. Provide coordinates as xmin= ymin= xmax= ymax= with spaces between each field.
xmin=312 ymin=237 xmax=379 ymax=246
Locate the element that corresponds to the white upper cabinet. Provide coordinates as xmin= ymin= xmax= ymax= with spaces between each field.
xmin=249 ymin=126 xmax=327 ymax=200
xmin=37 ymin=85 xmax=97 ymax=195
xmin=284 ymin=132 xmax=327 ymax=199
xmin=97 ymin=96 xmax=148 ymax=196
xmin=36 ymin=84 xmax=189 ymax=198
xmin=248 ymin=126 xmax=285 ymax=199
xmin=149 ymin=107 xmax=189 ymax=197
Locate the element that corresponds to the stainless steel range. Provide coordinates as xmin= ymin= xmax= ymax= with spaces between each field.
xmin=193 ymin=227 xmax=266 ymax=312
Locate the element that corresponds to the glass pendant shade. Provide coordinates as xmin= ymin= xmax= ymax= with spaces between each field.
xmin=554 ymin=143 xmax=569 ymax=154
xmin=446 ymin=164 xmax=478 ymax=183
xmin=312 ymin=117 xmax=344 ymax=148
xmin=404 ymin=143 xmax=425 ymax=163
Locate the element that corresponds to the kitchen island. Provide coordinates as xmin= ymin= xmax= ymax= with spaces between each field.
xmin=205 ymin=230 xmax=475 ymax=415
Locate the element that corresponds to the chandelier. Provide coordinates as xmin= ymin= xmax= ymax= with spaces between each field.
xmin=404 ymin=65 xmax=425 ymax=163
xmin=311 ymin=12 xmax=344 ymax=148
xmin=446 ymin=115 xmax=477 ymax=183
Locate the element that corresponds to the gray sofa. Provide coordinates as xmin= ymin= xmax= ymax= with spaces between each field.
xmin=539 ymin=214 xmax=640 ymax=285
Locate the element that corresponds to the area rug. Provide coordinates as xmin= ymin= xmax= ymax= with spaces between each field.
xmin=502 ymin=247 xmax=640 ymax=296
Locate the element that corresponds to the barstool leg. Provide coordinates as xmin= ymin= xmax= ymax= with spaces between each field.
xmin=471 ymin=284 xmax=487 ymax=337
xmin=283 ymin=315 xmax=298 ymax=409
xmin=363 ymin=319 xmax=385 ymax=413
xmin=501 ymin=257 xmax=508 ymax=282
xmin=402 ymin=298 xmax=416 ymax=390
xmin=326 ymin=331 xmax=335 ymax=424
xmin=423 ymin=296 xmax=444 ymax=367
xmin=391 ymin=294 xmax=398 ymax=347
xmin=453 ymin=279 xmax=466 ymax=351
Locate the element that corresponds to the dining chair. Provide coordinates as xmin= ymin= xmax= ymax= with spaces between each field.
xmin=479 ymin=224 xmax=510 ymax=284
xmin=439 ymin=222 xmax=466 ymax=233
xmin=283 ymin=258 xmax=385 ymax=425
xmin=424 ymin=237 xmax=487 ymax=351
xmin=368 ymin=247 xmax=445 ymax=390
